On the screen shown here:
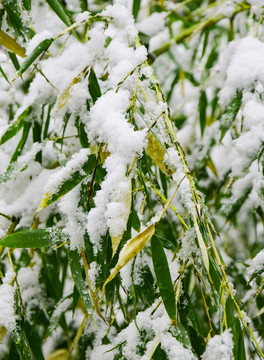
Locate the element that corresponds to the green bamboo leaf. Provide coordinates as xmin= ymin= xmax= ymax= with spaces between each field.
xmin=8 ymin=51 xmax=20 ymax=71
xmin=88 ymin=69 xmax=101 ymax=104
xmin=44 ymin=294 xmax=72 ymax=340
xmin=220 ymin=90 xmax=242 ymax=140
xmin=23 ymin=320 xmax=45 ymax=360
xmin=36 ymin=153 xmax=96 ymax=213
xmin=75 ymin=115 xmax=89 ymax=148
xmin=151 ymin=235 xmax=176 ymax=321
xmin=0 ymin=106 xmax=32 ymax=145
xmin=22 ymin=0 xmax=31 ymax=11
xmin=0 ymin=65 xmax=11 ymax=84
xmin=0 ymin=142 xmax=44 ymax=184
xmin=14 ymin=38 xmax=54 ymax=78
xmin=10 ymin=121 xmax=32 ymax=163
xmin=46 ymin=0 xmax=72 ymax=27
xmin=67 ymin=249 xmax=92 ymax=312
xmin=132 ymin=0 xmax=141 ymax=20
xmin=205 ymin=44 xmax=218 ymax=70
xmin=199 ymin=90 xmax=207 ymax=137
xmin=0 ymin=229 xmax=67 ymax=248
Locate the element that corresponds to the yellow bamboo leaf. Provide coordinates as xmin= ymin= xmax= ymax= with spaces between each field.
xmin=0 ymin=326 xmax=7 ymax=344
xmin=57 ymin=66 xmax=88 ymax=110
xmin=191 ymin=208 xmax=209 ymax=273
xmin=103 ymin=223 xmax=155 ymax=288
xmin=45 ymin=349 xmax=70 ymax=360
xmin=0 ymin=30 xmax=26 ymax=58
xmin=146 ymin=132 xmax=173 ymax=177
xmin=111 ymin=179 xmax=132 ymax=257
xmin=207 ymin=158 xmax=218 ymax=177
xmin=57 ymin=77 xmax=81 ymax=110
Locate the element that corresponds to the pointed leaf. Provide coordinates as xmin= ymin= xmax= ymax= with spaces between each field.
xmin=103 ymin=223 xmax=155 ymax=288
xmin=88 ymin=69 xmax=101 ymax=104
xmin=199 ymin=90 xmax=207 ymax=137
xmin=146 ymin=132 xmax=173 ymax=177
xmin=191 ymin=209 xmax=209 ymax=273
xmin=0 ymin=30 xmax=26 ymax=57
xmin=220 ymin=90 xmax=242 ymax=140
xmin=0 ymin=229 xmax=67 ymax=248
xmin=46 ymin=0 xmax=72 ymax=27
xmin=151 ymin=235 xmax=176 ymax=320
xmin=15 ymin=38 xmax=54 ymax=78
xmin=23 ymin=320 xmax=45 ymax=360
xmin=67 ymin=249 xmax=92 ymax=313
xmin=0 ymin=106 xmax=32 ymax=145
xmin=36 ymin=152 xmax=96 ymax=213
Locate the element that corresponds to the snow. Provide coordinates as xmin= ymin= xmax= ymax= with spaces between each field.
xmin=137 ymin=12 xmax=166 ymax=37
xmin=247 ymin=249 xmax=264 ymax=276
xmin=75 ymin=11 xmax=91 ymax=23
xmin=87 ymin=90 xmax=147 ymax=252
xmin=45 ymin=148 xmax=90 ymax=195
xmin=202 ymin=329 xmax=233 ymax=360
xmin=0 ymin=269 xmax=17 ymax=332
xmin=219 ymin=36 xmax=264 ymax=105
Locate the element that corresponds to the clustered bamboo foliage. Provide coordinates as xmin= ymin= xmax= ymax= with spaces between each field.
xmin=0 ymin=0 xmax=264 ymax=359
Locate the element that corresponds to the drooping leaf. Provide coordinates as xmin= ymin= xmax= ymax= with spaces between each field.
xmin=67 ymin=249 xmax=92 ymax=312
xmin=46 ymin=0 xmax=72 ymax=27
xmin=103 ymin=223 xmax=155 ymax=288
xmin=219 ymin=90 xmax=243 ymax=140
xmin=192 ymin=209 xmax=209 ymax=273
xmin=23 ymin=320 xmax=45 ymax=360
xmin=199 ymin=90 xmax=207 ymax=137
xmin=132 ymin=0 xmax=141 ymax=20
xmin=88 ymin=69 xmax=101 ymax=104
xmin=44 ymin=294 xmax=72 ymax=339
xmin=146 ymin=132 xmax=173 ymax=177
xmin=10 ymin=121 xmax=32 ymax=163
xmin=0 ymin=228 xmax=67 ymax=248
xmin=151 ymin=235 xmax=176 ymax=320
xmin=0 ymin=106 xmax=32 ymax=145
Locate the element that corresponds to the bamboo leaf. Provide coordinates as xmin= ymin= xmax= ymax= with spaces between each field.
xmin=36 ymin=153 xmax=96 ymax=213
xmin=151 ymin=235 xmax=176 ymax=320
xmin=45 ymin=349 xmax=70 ymax=360
xmin=23 ymin=320 xmax=45 ymax=360
xmin=46 ymin=0 xmax=72 ymax=27
xmin=14 ymin=38 xmax=54 ymax=78
xmin=103 ymin=223 xmax=155 ymax=288
xmin=67 ymin=249 xmax=92 ymax=313
xmin=0 ymin=106 xmax=32 ymax=145
xmin=191 ymin=209 xmax=209 ymax=273
xmin=10 ymin=121 xmax=32 ymax=163
xmin=146 ymin=132 xmax=173 ymax=177
xmin=88 ymin=69 xmax=101 ymax=104
xmin=199 ymin=90 xmax=207 ymax=137
xmin=0 ymin=326 xmax=7 ymax=344
xmin=0 ymin=229 xmax=67 ymax=248
xmin=0 ymin=30 xmax=26 ymax=57
xmin=0 ymin=143 xmax=44 ymax=184
xmin=132 ymin=0 xmax=141 ymax=20
xmin=220 ymin=90 xmax=242 ymax=140
xmin=44 ymin=295 xmax=72 ymax=340
xmin=0 ymin=65 xmax=11 ymax=84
